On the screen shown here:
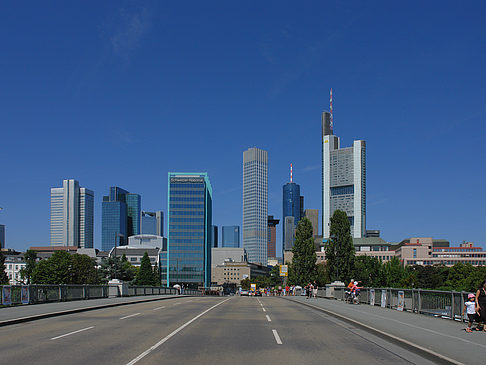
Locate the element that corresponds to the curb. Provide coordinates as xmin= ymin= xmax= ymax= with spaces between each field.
xmin=285 ymin=297 xmax=464 ymax=365
xmin=0 ymin=295 xmax=192 ymax=327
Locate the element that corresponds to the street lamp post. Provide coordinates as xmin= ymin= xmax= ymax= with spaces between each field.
xmin=113 ymin=232 xmax=125 ymax=279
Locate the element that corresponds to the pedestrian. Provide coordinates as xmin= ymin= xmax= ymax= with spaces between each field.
xmin=313 ymin=281 xmax=318 ymax=298
xmin=476 ymin=280 xmax=486 ymax=331
xmin=463 ymin=293 xmax=478 ymax=332
xmin=307 ymin=282 xmax=313 ymax=299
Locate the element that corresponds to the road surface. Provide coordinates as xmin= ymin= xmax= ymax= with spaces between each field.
xmin=0 ymin=296 xmax=438 ymax=364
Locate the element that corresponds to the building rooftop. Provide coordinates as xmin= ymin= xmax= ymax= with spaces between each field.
xmin=352 ymin=237 xmax=389 ymax=246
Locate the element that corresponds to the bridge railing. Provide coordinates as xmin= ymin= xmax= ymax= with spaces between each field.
xmin=329 ymin=287 xmax=469 ymax=321
xmin=0 ymin=284 xmax=201 ymax=307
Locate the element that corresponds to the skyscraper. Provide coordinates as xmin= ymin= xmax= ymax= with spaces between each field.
xmin=102 ymin=187 xmax=141 ymax=252
xmin=304 ymin=209 xmax=319 ymax=237
xmin=141 ymin=211 xmax=164 ymax=236
xmin=242 ymin=147 xmax=268 ymax=265
xmin=0 ymin=224 xmax=5 ymax=249
xmin=50 ymin=179 xmax=94 ymax=248
xmin=267 ymin=216 xmax=279 ymax=258
xmin=126 ymin=193 xmax=141 ymax=237
xmin=222 ymin=226 xmax=240 ymax=248
xmin=212 ymin=225 xmax=218 ymax=248
xmin=322 ymin=91 xmax=366 ymax=239
xmin=282 ymin=180 xmax=301 ymax=254
xmin=167 ymin=173 xmax=212 ymax=288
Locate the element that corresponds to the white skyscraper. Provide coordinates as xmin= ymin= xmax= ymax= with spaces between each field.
xmin=322 ymin=104 xmax=366 ymax=239
xmin=242 ymin=147 xmax=268 ymax=265
xmin=51 ymin=179 xmax=94 ymax=248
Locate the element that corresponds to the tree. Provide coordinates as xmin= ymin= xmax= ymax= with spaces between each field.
xmin=0 ymin=251 xmax=9 ymax=284
xmin=353 ymin=256 xmax=384 ymax=287
xmin=71 ymin=254 xmax=99 ymax=284
xmin=325 ymin=210 xmax=355 ymax=283
xmin=382 ymin=256 xmax=407 ymax=287
xmin=240 ymin=277 xmax=250 ymax=290
xmin=290 ymin=217 xmax=317 ymax=285
xmin=134 ymin=252 xmax=156 ymax=286
xmin=316 ymin=262 xmax=330 ymax=287
xmin=20 ymin=250 xmax=37 ymax=284
xmin=99 ymin=255 xmax=136 ymax=283
xmin=31 ymin=252 xmax=99 ymax=284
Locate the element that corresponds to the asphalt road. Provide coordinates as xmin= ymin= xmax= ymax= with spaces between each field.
xmin=0 ymin=296 xmax=438 ymax=364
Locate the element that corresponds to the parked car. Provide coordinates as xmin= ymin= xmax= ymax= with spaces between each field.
xmin=240 ymin=290 xmax=250 ymax=296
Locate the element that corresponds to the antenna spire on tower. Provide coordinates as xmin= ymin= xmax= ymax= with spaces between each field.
xmin=290 ymin=163 xmax=293 ymax=183
xmin=330 ymin=88 xmax=333 ymax=132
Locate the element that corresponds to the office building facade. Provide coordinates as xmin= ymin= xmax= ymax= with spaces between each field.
xmin=304 ymin=209 xmax=319 ymax=237
xmin=101 ymin=187 xmax=141 ymax=252
xmin=50 ymin=179 xmax=94 ymax=248
xmin=222 ymin=225 xmax=240 ymax=248
xmin=267 ymin=216 xmax=279 ymax=259
xmin=142 ymin=211 xmax=164 ymax=236
xmin=242 ymin=147 xmax=268 ymax=265
xmin=167 ymin=173 xmax=212 ymax=288
xmin=322 ymin=111 xmax=366 ymax=239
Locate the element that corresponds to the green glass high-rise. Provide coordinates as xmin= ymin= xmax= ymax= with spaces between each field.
xmin=167 ymin=173 xmax=212 ymax=288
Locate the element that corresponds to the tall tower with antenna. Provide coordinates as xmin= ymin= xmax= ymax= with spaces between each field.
xmin=322 ymin=88 xmax=366 ymax=240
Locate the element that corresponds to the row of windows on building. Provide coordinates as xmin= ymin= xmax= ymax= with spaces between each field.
xmin=169 ymin=204 xmax=204 ymax=209
xmin=170 ymin=218 xmax=205 ymax=223
xmin=407 ymin=260 xmax=486 ymax=265
xmin=170 ymin=197 xmax=204 ymax=202
xmin=170 ymin=183 xmax=205 ymax=189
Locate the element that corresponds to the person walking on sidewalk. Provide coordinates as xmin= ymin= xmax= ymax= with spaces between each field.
xmin=463 ymin=293 xmax=478 ymax=332
xmin=476 ymin=280 xmax=486 ymax=331
xmin=312 ymin=281 xmax=318 ymax=298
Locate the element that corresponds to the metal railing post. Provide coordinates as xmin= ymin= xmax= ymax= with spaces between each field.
xmin=450 ymin=291 xmax=455 ymax=320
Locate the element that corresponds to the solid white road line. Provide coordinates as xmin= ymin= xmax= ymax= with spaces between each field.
xmin=272 ymin=329 xmax=282 ymax=344
xmin=50 ymin=326 xmax=94 ymax=340
xmin=153 ymin=306 xmax=166 ymax=311
xmin=266 ymin=315 xmax=272 ymax=322
xmin=126 ymin=298 xmax=231 ymax=365
xmin=262 ymin=307 xmax=266 ymax=312
xmin=120 ymin=313 xmax=141 ymax=320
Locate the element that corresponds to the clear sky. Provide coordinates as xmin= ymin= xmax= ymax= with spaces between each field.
xmin=1 ymin=1 xmax=485 ymax=254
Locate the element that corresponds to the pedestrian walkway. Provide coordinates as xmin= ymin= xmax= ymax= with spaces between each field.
xmin=0 ymin=294 xmax=186 ymax=326
xmin=287 ymin=296 xmax=486 ymax=365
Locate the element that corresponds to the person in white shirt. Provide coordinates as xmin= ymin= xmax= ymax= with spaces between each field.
xmin=463 ymin=293 xmax=478 ymax=332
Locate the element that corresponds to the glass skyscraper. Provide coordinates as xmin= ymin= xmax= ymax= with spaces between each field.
xmin=221 ymin=226 xmax=240 ymax=248
xmin=322 ymin=111 xmax=366 ymax=239
xmin=242 ymin=147 xmax=268 ymax=265
xmin=142 ymin=211 xmax=164 ymax=236
xmin=50 ymin=179 xmax=94 ymax=248
xmin=282 ymin=182 xmax=301 ymax=253
xmin=167 ymin=173 xmax=212 ymax=288
xmin=101 ymin=186 xmax=141 ymax=252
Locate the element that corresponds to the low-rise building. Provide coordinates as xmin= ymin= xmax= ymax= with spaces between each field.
xmin=2 ymin=250 xmax=25 ymax=285
xmin=211 ymin=260 xmax=270 ymax=286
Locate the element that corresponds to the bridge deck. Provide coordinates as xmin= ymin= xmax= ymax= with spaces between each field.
xmin=288 ymin=295 xmax=486 ymax=365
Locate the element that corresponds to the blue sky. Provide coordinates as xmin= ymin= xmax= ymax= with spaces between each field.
xmin=1 ymin=1 xmax=485 ymax=253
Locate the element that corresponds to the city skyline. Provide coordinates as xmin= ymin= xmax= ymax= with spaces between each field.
xmin=1 ymin=2 xmax=485 ymax=253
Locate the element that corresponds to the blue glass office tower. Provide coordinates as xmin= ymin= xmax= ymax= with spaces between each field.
xmin=282 ymin=182 xmax=301 ymax=253
xmin=167 ymin=173 xmax=212 ymax=288
xmin=222 ymin=226 xmax=240 ymax=248
xmin=142 ymin=211 xmax=164 ymax=236
xmin=126 ymin=193 xmax=141 ymax=237
xmin=101 ymin=187 xmax=141 ymax=252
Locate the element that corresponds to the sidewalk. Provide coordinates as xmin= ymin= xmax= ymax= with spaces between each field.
xmin=0 ymin=294 xmax=186 ymax=326
xmin=287 ymin=296 xmax=486 ymax=365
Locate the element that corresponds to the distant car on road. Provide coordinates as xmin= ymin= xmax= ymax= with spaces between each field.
xmin=254 ymin=291 xmax=262 ymax=297
xmin=240 ymin=290 xmax=250 ymax=296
